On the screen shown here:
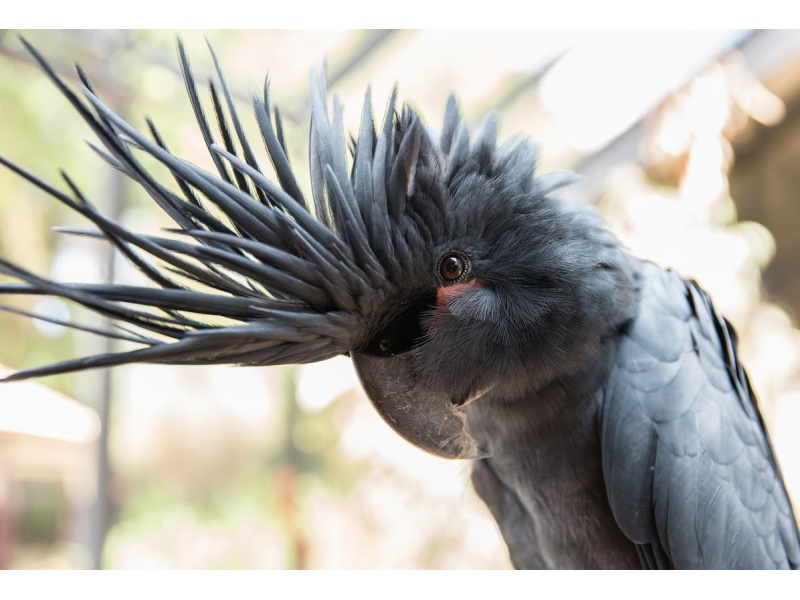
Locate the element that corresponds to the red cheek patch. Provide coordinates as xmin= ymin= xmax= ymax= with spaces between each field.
xmin=428 ymin=279 xmax=488 ymax=331
xmin=436 ymin=278 xmax=487 ymax=309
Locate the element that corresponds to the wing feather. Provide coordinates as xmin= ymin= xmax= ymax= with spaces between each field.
xmin=602 ymin=261 xmax=800 ymax=569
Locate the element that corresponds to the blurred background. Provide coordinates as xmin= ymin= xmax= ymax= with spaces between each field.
xmin=1 ymin=29 xmax=800 ymax=569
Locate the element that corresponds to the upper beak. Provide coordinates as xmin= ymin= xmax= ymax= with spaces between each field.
xmin=351 ymin=351 xmax=486 ymax=460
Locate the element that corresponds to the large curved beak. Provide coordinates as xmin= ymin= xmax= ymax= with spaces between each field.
xmin=351 ymin=351 xmax=485 ymax=460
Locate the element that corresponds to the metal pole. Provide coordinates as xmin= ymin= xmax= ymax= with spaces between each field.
xmin=88 ymin=32 xmax=130 ymax=570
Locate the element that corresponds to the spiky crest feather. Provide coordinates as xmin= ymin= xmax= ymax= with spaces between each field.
xmin=0 ymin=39 xmax=572 ymax=382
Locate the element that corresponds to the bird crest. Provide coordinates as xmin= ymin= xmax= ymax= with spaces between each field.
xmin=0 ymin=38 xmax=575 ymax=383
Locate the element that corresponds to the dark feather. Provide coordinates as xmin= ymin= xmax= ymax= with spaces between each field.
xmin=601 ymin=263 xmax=800 ymax=568
xmin=2 ymin=38 xmax=797 ymax=572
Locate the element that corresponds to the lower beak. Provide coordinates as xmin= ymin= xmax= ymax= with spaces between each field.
xmin=351 ymin=351 xmax=485 ymax=460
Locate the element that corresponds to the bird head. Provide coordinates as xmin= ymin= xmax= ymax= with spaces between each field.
xmin=347 ymin=104 xmax=637 ymax=458
xmin=0 ymin=40 xmax=636 ymax=460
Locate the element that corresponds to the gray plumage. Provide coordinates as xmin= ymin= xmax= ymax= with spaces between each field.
xmin=1 ymin=39 xmax=798 ymax=569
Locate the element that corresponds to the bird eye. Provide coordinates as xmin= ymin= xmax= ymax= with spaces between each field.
xmin=438 ymin=251 xmax=469 ymax=283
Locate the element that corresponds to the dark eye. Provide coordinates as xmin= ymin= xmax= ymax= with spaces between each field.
xmin=438 ymin=250 xmax=469 ymax=283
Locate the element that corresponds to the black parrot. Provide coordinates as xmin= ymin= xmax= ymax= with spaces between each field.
xmin=1 ymin=40 xmax=799 ymax=569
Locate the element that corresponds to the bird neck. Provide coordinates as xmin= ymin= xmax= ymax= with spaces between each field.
xmin=468 ymin=336 xmax=616 ymax=442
